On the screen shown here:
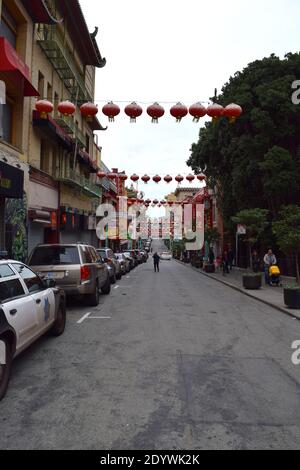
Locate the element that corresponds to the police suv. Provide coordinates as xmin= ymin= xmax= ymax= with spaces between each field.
xmin=0 ymin=260 xmax=66 ymax=401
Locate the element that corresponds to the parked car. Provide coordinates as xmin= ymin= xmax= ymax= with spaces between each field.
xmin=96 ymin=248 xmax=122 ymax=283
xmin=160 ymin=252 xmax=172 ymax=261
xmin=28 ymin=244 xmax=111 ymax=306
xmin=115 ymin=253 xmax=130 ymax=274
xmin=134 ymin=250 xmax=143 ymax=264
xmin=123 ymin=251 xmax=138 ymax=268
xmin=140 ymin=250 xmax=148 ymax=263
xmin=122 ymin=252 xmax=135 ymax=270
xmin=0 ymin=260 xmax=66 ymax=401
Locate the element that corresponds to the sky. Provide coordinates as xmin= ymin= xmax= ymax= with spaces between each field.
xmin=80 ymin=0 xmax=300 ymax=206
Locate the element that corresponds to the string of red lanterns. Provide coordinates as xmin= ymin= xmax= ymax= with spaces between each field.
xmin=34 ymin=99 xmax=243 ymax=124
xmin=97 ymin=172 xmax=206 ymax=184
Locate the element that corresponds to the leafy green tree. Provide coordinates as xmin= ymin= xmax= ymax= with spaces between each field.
xmin=273 ymin=205 xmax=300 ymax=281
xmin=232 ymin=208 xmax=269 ymax=267
xmin=188 ymin=53 xmax=300 ymax=235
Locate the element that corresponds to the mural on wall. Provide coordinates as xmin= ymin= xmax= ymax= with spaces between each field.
xmin=5 ymin=192 xmax=28 ymax=262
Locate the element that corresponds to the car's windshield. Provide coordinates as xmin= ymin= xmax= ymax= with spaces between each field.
xmin=29 ymin=247 xmax=80 ymax=266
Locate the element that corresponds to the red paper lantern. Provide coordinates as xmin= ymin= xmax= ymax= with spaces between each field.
xmin=131 ymin=174 xmax=140 ymax=182
xmin=168 ymin=202 xmax=174 ymax=206
xmin=153 ymin=199 xmax=159 ymax=205
xmin=153 ymin=175 xmax=162 ymax=184
xmin=97 ymin=171 xmax=107 ymax=178
xmin=58 ymin=101 xmax=76 ymax=117
xmin=186 ymin=174 xmax=195 ymax=183
xmin=108 ymin=172 xmax=117 ymax=180
xmin=207 ymin=103 xmax=224 ymax=122
xmin=125 ymin=102 xmax=143 ymax=123
xmin=175 ymin=174 xmax=184 ymax=183
xmin=80 ymin=102 xmax=98 ymax=122
xmin=164 ymin=175 xmax=173 ymax=184
xmin=142 ymin=175 xmax=151 ymax=183
xmin=224 ymin=103 xmax=243 ymax=123
xmin=145 ymin=199 xmax=152 ymax=204
xmin=35 ymin=100 xmax=53 ymax=119
xmin=197 ymin=174 xmax=206 ymax=182
xmin=147 ymin=102 xmax=165 ymax=123
xmin=189 ymin=103 xmax=207 ymax=122
xmin=160 ymin=200 xmax=167 ymax=205
xmin=102 ymin=101 xmax=120 ymax=122
xmin=170 ymin=102 xmax=188 ymax=122
xmin=119 ymin=174 xmax=128 ymax=181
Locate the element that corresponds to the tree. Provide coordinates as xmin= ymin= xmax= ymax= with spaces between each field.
xmin=205 ymin=227 xmax=221 ymax=246
xmin=188 ymin=53 xmax=300 ymax=232
xmin=232 ymin=208 xmax=269 ymax=267
xmin=272 ymin=205 xmax=300 ymax=281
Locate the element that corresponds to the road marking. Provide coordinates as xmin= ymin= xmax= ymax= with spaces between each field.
xmin=77 ymin=312 xmax=91 ymax=324
xmin=89 ymin=316 xmax=111 ymax=320
xmin=114 ymin=285 xmax=119 ymax=289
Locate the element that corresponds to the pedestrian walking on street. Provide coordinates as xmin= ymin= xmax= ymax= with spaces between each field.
xmin=209 ymin=248 xmax=215 ymax=265
xmin=222 ymin=250 xmax=230 ymax=275
xmin=263 ymin=249 xmax=277 ymax=285
xmin=252 ymin=250 xmax=261 ymax=273
xmin=228 ymin=247 xmax=235 ymax=271
xmin=153 ymin=252 xmax=160 ymax=273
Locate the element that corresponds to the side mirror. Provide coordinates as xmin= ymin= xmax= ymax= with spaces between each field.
xmin=44 ymin=278 xmax=56 ymax=288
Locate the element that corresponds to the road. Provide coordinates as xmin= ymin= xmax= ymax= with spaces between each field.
xmin=1 ymin=240 xmax=300 ymax=450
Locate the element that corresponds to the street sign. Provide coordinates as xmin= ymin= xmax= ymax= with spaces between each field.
xmin=237 ymin=224 xmax=246 ymax=235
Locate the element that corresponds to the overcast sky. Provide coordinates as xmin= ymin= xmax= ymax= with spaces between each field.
xmin=80 ymin=0 xmax=300 ymax=203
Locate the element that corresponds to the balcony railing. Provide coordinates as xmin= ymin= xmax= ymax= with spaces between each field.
xmin=36 ymin=25 xmax=92 ymax=104
xmin=56 ymin=167 xmax=101 ymax=198
xmin=52 ymin=109 xmax=86 ymax=148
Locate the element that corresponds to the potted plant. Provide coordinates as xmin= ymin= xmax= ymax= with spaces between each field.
xmin=242 ymin=272 xmax=262 ymax=290
xmin=283 ymin=285 xmax=300 ymax=309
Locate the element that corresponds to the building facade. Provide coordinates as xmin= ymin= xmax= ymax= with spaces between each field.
xmin=0 ymin=0 xmax=107 ymax=260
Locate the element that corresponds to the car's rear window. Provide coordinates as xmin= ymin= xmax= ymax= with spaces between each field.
xmin=29 ymin=247 xmax=80 ymax=266
xmin=0 ymin=265 xmax=14 ymax=278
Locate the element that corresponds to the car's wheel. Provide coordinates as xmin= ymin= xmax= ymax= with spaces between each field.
xmin=86 ymin=283 xmax=100 ymax=306
xmin=101 ymin=278 xmax=111 ymax=295
xmin=0 ymin=336 xmax=12 ymax=402
xmin=50 ymin=303 xmax=66 ymax=337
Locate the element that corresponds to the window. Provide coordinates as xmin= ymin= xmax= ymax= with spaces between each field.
xmin=47 ymin=83 xmax=53 ymax=102
xmin=29 ymin=247 xmax=80 ymax=266
xmin=81 ymin=246 xmax=93 ymax=264
xmin=12 ymin=264 xmax=44 ymax=293
xmin=38 ymin=72 xmax=45 ymax=99
xmin=40 ymin=140 xmax=49 ymax=173
xmin=0 ymin=5 xmax=17 ymax=49
xmin=85 ymin=134 xmax=90 ymax=153
xmin=0 ymin=279 xmax=25 ymax=303
xmin=0 ymin=265 xmax=14 ymax=278
xmin=0 ymin=97 xmax=13 ymax=143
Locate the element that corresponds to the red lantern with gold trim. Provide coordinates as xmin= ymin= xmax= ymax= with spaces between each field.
xmin=119 ymin=173 xmax=128 ymax=181
xmin=142 ymin=175 xmax=151 ymax=183
xmin=197 ymin=174 xmax=206 ymax=182
xmin=207 ymin=103 xmax=224 ymax=122
xmin=153 ymin=175 xmax=162 ymax=184
xmin=170 ymin=102 xmax=188 ymax=122
xmin=35 ymin=100 xmax=53 ymax=119
xmin=80 ymin=102 xmax=98 ymax=122
xmin=147 ymin=102 xmax=165 ymax=123
xmin=58 ymin=101 xmax=76 ymax=117
xmin=175 ymin=174 xmax=184 ymax=183
xmin=102 ymin=101 xmax=120 ymax=122
xmin=189 ymin=102 xmax=207 ymax=122
xmin=108 ymin=172 xmax=118 ymax=180
xmin=186 ymin=174 xmax=195 ymax=183
xmin=131 ymin=174 xmax=140 ymax=182
xmin=125 ymin=102 xmax=143 ymax=123
xmin=97 ymin=171 xmax=107 ymax=179
xmin=164 ymin=175 xmax=173 ymax=184
xmin=224 ymin=103 xmax=243 ymax=123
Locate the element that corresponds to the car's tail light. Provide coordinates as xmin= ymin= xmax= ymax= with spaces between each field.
xmin=81 ymin=265 xmax=91 ymax=281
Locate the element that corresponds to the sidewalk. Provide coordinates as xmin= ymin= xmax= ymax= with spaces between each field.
xmin=176 ymin=261 xmax=300 ymax=320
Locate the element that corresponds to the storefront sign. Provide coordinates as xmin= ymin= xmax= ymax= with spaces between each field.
xmin=0 ymin=161 xmax=24 ymax=199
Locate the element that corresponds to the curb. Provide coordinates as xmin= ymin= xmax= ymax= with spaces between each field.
xmin=175 ymin=260 xmax=300 ymax=321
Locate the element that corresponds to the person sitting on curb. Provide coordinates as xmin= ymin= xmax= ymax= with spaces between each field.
xmin=263 ymin=249 xmax=277 ymax=285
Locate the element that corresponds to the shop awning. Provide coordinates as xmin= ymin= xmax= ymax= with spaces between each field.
xmin=0 ymin=38 xmax=39 ymax=97
xmin=0 ymin=160 xmax=24 ymax=199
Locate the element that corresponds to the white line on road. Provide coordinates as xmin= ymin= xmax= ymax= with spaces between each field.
xmin=77 ymin=312 xmax=91 ymax=324
xmin=114 ymin=285 xmax=119 ymax=289
xmin=89 ymin=316 xmax=111 ymax=320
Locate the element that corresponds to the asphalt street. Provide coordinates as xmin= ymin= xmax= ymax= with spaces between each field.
xmin=1 ymin=240 xmax=300 ymax=450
